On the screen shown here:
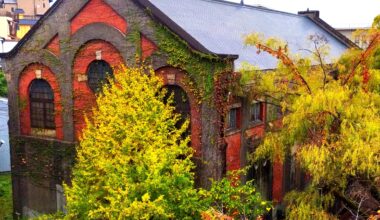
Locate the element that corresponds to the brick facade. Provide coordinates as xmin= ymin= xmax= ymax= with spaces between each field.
xmin=72 ymin=39 xmax=125 ymax=139
xmin=1 ymin=0 xmax=287 ymax=217
xmin=18 ymin=63 xmax=64 ymax=140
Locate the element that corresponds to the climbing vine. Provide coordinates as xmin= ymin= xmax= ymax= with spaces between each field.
xmin=153 ymin=24 xmax=234 ymax=101
xmin=11 ymin=136 xmax=75 ymax=188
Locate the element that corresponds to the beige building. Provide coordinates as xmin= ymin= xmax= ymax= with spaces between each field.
xmin=0 ymin=16 xmax=13 ymax=40
xmin=0 ymin=0 xmax=17 ymax=14
xmin=0 ymin=0 xmax=51 ymax=40
xmin=18 ymin=0 xmax=50 ymax=17
xmin=0 ymin=0 xmax=16 ymax=40
xmin=337 ymin=27 xmax=370 ymax=49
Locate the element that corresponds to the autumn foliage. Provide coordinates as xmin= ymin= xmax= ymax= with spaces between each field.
xmin=64 ymin=66 xmax=204 ymax=219
xmin=242 ymin=16 xmax=380 ymax=219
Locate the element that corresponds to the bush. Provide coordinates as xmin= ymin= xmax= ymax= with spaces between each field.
xmin=64 ymin=66 xmax=206 ymax=219
xmin=206 ymin=171 xmax=272 ymax=219
xmin=0 ymin=173 xmax=12 ymax=220
xmin=0 ymin=71 xmax=7 ymax=97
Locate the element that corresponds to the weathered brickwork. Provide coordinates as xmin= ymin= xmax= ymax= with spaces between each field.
xmin=18 ymin=63 xmax=64 ymax=140
xmin=72 ymin=39 xmax=125 ymax=139
xmin=45 ymin=35 xmax=60 ymax=57
xmin=1 ymin=0 xmax=285 ymax=217
xmin=70 ymin=0 xmax=128 ymax=34
xmin=156 ymin=67 xmax=202 ymax=157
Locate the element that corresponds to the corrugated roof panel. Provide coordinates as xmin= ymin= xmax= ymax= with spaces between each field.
xmin=149 ymin=0 xmax=349 ymax=70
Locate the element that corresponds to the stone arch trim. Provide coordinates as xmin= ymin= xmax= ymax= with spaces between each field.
xmin=155 ymin=66 xmax=202 ymax=157
xmin=72 ymin=39 xmax=125 ymax=140
xmin=68 ymin=23 xmax=135 ymax=66
xmin=18 ymin=63 xmax=64 ymax=140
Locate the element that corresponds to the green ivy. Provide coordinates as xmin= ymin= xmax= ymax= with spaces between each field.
xmin=154 ymin=25 xmax=233 ymax=100
xmin=12 ymin=136 xmax=75 ymax=185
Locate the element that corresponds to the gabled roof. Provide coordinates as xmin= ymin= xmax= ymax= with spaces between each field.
xmin=142 ymin=0 xmax=355 ymax=69
xmin=0 ymin=0 xmax=355 ymax=70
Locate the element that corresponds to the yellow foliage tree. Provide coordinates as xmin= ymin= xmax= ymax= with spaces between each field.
xmin=64 ymin=66 xmax=206 ymax=219
xmin=242 ymin=16 xmax=380 ymax=219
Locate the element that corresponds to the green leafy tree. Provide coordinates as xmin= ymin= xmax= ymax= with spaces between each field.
xmin=64 ymin=66 xmax=206 ymax=219
xmin=241 ymin=16 xmax=380 ymax=219
xmin=205 ymin=171 xmax=272 ymax=220
xmin=0 ymin=70 xmax=8 ymax=97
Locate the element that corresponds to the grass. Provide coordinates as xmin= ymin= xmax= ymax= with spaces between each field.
xmin=0 ymin=172 xmax=12 ymax=220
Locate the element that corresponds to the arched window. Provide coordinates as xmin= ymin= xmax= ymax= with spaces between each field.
xmin=87 ymin=60 xmax=113 ymax=93
xmin=29 ymin=79 xmax=55 ymax=129
xmin=163 ymin=85 xmax=191 ymax=137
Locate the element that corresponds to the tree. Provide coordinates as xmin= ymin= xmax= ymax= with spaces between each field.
xmin=241 ymin=16 xmax=380 ymax=219
xmin=0 ymin=70 xmax=7 ymax=97
xmin=64 ymin=66 xmax=206 ymax=219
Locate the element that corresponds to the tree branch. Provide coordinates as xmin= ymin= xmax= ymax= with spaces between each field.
xmin=343 ymin=32 xmax=380 ymax=85
xmin=256 ymin=44 xmax=313 ymax=94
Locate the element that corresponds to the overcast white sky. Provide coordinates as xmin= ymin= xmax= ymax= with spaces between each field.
xmin=50 ymin=0 xmax=379 ymax=28
xmin=229 ymin=0 xmax=380 ymax=28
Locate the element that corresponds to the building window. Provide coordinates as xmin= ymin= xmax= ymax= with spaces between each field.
xmin=227 ymin=107 xmax=240 ymax=130
xmin=29 ymin=79 xmax=55 ymax=129
xmin=87 ymin=60 xmax=113 ymax=93
xmin=163 ymin=85 xmax=191 ymax=138
xmin=266 ymin=103 xmax=282 ymax=122
xmin=250 ymin=102 xmax=263 ymax=123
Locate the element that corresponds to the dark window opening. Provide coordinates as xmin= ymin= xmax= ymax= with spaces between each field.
xmin=266 ymin=103 xmax=282 ymax=122
xmin=87 ymin=60 xmax=113 ymax=93
xmin=163 ymin=85 xmax=191 ymax=137
xmin=250 ymin=102 xmax=263 ymax=123
xmin=247 ymin=138 xmax=272 ymax=201
xmin=227 ymin=107 xmax=240 ymax=130
xmin=29 ymin=79 xmax=55 ymax=129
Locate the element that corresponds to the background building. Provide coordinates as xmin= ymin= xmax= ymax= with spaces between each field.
xmin=0 ymin=0 xmax=51 ymax=40
xmin=337 ymin=27 xmax=371 ymax=49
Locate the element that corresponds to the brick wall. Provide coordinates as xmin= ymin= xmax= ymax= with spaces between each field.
xmin=18 ymin=64 xmax=64 ymax=140
xmin=155 ymin=67 xmax=202 ymax=157
xmin=71 ymin=0 xmax=127 ymax=34
xmin=72 ymin=39 xmax=125 ymax=139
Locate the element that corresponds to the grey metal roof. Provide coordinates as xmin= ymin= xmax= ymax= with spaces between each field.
xmin=149 ymin=0 xmax=349 ymax=70
xmin=4 ymin=0 xmax=17 ymax=4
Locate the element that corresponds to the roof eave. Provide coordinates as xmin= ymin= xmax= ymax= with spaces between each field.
xmin=303 ymin=15 xmax=359 ymax=49
xmin=3 ymin=0 xmax=238 ymax=61
xmin=133 ymin=0 xmax=238 ymax=60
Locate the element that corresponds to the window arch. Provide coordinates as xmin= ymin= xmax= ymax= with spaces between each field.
xmin=163 ymin=85 xmax=191 ymax=137
xmin=29 ymin=79 xmax=55 ymax=129
xmin=87 ymin=60 xmax=113 ymax=93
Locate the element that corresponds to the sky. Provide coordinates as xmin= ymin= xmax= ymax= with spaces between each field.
xmin=50 ymin=0 xmax=379 ymax=28
xmin=230 ymin=0 xmax=380 ymax=28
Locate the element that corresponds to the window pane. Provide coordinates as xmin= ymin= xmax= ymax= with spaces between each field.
xmin=267 ymin=103 xmax=282 ymax=122
xmin=228 ymin=108 xmax=237 ymax=129
xmin=87 ymin=60 xmax=113 ymax=93
xmin=29 ymin=79 xmax=55 ymax=129
xmin=250 ymin=102 xmax=262 ymax=122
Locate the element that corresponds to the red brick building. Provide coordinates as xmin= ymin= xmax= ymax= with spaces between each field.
xmin=0 ymin=0 xmax=354 ymax=218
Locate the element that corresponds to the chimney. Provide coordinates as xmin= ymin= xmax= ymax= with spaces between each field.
xmin=298 ymin=8 xmax=320 ymax=18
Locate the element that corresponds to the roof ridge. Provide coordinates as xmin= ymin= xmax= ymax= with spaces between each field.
xmin=199 ymin=0 xmax=302 ymax=17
